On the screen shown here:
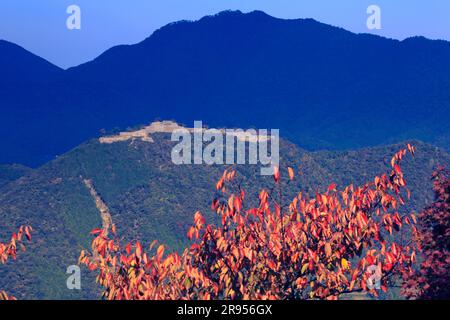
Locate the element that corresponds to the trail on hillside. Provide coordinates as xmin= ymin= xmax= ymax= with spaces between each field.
xmin=82 ymin=178 xmax=112 ymax=236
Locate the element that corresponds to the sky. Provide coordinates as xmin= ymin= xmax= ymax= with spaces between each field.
xmin=0 ymin=0 xmax=449 ymax=69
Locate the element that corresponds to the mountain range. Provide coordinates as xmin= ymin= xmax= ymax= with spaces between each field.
xmin=1 ymin=10 xmax=449 ymax=300
xmin=1 ymin=10 xmax=450 ymax=166
xmin=0 ymin=122 xmax=448 ymax=299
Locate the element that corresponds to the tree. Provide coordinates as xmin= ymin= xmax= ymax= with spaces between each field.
xmin=0 ymin=225 xmax=32 ymax=300
xmin=80 ymin=146 xmax=419 ymax=300
xmin=402 ymin=166 xmax=449 ymax=299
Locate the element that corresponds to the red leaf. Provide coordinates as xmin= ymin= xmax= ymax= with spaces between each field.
xmin=273 ymin=166 xmax=280 ymax=183
xmin=90 ymin=228 xmax=102 ymax=235
xmin=24 ymin=226 xmax=32 ymax=241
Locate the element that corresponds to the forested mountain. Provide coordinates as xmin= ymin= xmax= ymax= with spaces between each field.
xmin=0 ymin=124 xmax=448 ymax=299
xmin=0 ymin=164 xmax=32 ymax=188
xmin=1 ymin=10 xmax=449 ymax=166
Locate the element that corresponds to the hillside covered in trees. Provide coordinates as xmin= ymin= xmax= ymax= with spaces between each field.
xmin=0 ymin=126 xmax=448 ymax=299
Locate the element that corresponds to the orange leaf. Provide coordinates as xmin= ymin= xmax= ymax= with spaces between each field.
xmin=135 ymin=241 xmax=142 ymax=259
xmin=187 ymin=227 xmax=195 ymax=240
xmin=288 ymin=167 xmax=295 ymax=180
xmin=325 ymin=243 xmax=332 ymax=258
xmin=156 ymin=245 xmax=165 ymax=261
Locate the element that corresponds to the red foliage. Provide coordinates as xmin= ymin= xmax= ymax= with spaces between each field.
xmin=80 ymin=146 xmax=419 ymax=300
xmin=0 ymin=225 xmax=32 ymax=300
xmin=402 ymin=167 xmax=450 ymax=299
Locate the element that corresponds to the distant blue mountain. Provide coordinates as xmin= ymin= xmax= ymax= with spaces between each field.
xmin=0 ymin=40 xmax=62 ymax=84
xmin=1 ymin=10 xmax=449 ymax=166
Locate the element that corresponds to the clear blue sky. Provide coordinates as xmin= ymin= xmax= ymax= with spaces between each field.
xmin=1 ymin=0 xmax=449 ymax=69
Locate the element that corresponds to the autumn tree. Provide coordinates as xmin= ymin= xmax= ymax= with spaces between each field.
xmin=0 ymin=225 xmax=32 ymax=300
xmin=80 ymin=146 xmax=419 ymax=300
xmin=402 ymin=167 xmax=449 ymax=299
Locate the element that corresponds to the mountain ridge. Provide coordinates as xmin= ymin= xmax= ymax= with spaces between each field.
xmin=3 ymin=10 xmax=449 ymax=71
xmin=0 ymin=122 xmax=448 ymax=298
xmin=0 ymin=39 xmax=63 ymax=82
xmin=1 ymin=10 xmax=449 ymax=166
